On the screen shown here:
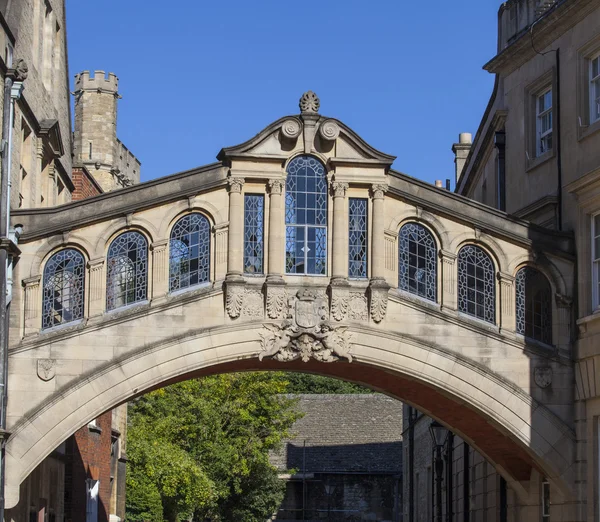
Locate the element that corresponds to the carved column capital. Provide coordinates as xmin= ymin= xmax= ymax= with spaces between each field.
xmin=497 ymin=272 xmax=515 ymax=284
xmin=268 ymin=179 xmax=285 ymax=195
xmin=22 ymin=275 xmax=41 ymax=288
xmin=439 ymin=250 xmax=457 ymax=263
xmin=87 ymin=257 xmax=105 ymax=270
xmin=150 ymin=239 xmax=169 ymax=252
xmin=227 ymin=177 xmax=245 ymax=193
xmin=371 ymin=184 xmax=388 ymax=200
xmin=330 ymin=181 xmax=349 ymax=198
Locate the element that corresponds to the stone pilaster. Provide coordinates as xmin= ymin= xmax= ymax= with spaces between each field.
xmin=439 ymin=250 xmax=458 ymax=310
xmin=23 ymin=275 xmax=41 ymax=335
xmin=88 ymin=258 xmax=106 ymax=317
xmin=214 ymin=223 xmax=229 ymax=282
xmin=150 ymin=240 xmax=169 ymax=299
xmin=331 ymin=181 xmax=349 ymax=282
xmin=498 ymin=272 xmax=515 ymax=333
xmin=267 ymin=179 xmax=285 ymax=282
xmin=555 ymin=294 xmax=572 ymax=350
xmin=226 ymin=177 xmax=245 ymax=280
xmin=369 ymin=184 xmax=389 ymax=323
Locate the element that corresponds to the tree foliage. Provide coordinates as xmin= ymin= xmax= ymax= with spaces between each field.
xmin=126 ymin=372 xmax=302 ymax=522
xmin=283 ymin=372 xmax=372 ymax=394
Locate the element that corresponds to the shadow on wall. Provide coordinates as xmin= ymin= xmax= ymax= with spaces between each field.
xmin=272 ymin=442 xmax=402 ymax=522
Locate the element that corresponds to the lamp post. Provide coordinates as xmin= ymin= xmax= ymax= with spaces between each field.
xmin=430 ymin=420 xmax=448 ymax=522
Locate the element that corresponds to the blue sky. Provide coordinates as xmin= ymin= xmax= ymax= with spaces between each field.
xmin=65 ymin=1 xmax=499 ymax=187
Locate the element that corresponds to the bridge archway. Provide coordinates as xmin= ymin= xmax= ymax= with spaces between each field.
xmin=5 ymin=323 xmax=575 ymax=508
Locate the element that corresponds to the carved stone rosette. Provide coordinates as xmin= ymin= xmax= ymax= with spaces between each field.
xmin=369 ymin=281 xmax=390 ymax=323
xmin=319 ymin=119 xmax=340 ymax=141
xmin=281 ymin=118 xmax=302 ymax=140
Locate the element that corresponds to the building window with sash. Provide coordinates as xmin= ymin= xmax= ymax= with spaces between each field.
xmin=348 ymin=198 xmax=368 ymax=278
xmin=106 ymin=231 xmax=148 ymax=310
xmin=244 ymin=194 xmax=264 ymax=274
xmin=42 ymin=248 xmax=85 ymax=329
xmin=457 ymin=245 xmax=495 ymax=323
xmin=515 ymin=267 xmax=552 ymax=345
xmin=169 ymin=213 xmax=211 ymax=291
xmin=536 ymin=87 xmax=553 ymax=156
xmin=594 ymin=213 xmax=600 ymax=310
xmin=590 ymin=53 xmax=600 ymax=124
xmin=285 ymin=156 xmax=327 ymax=275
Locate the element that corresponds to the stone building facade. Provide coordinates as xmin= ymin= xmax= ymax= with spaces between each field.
xmin=270 ymin=394 xmax=402 ymax=521
xmin=0 ymin=2 xmax=137 ymax=521
xmin=406 ymin=1 xmax=600 ymax=521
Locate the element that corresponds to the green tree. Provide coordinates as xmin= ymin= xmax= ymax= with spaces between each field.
xmin=126 ymin=372 xmax=302 ymax=522
xmin=283 ymin=372 xmax=372 ymax=394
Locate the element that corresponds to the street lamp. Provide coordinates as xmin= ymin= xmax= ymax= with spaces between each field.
xmin=429 ymin=420 xmax=448 ymax=522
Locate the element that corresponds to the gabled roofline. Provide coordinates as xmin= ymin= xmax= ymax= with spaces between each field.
xmin=217 ymin=114 xmax=396 ymax=166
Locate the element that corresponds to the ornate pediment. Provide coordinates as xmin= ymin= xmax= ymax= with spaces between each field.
xmin=217 ymin=92 xmax=395 ymax=168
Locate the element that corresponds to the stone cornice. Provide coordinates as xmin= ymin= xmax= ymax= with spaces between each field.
xmin=12 ymin=163 xmax=226 ymax=242
xmin=484 ymin=0 xmax=600 ymax=75
xmin=388 ymin=170 xmax=575 ymax=260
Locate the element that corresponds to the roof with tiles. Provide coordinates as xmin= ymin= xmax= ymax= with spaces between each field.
xmin=270 ymin=394 xmax=403 ymax=474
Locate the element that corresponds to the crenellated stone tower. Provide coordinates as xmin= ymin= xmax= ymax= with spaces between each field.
xmin=73 ymin=70 xmax=141 ymax=192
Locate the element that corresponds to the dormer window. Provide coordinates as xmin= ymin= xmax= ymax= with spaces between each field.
xmin=285 ymin=156 xmax=327 ymax=275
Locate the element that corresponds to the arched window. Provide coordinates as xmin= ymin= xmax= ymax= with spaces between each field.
xmin=398 ymin=223 xmax=437 ymax=301
xmin=106 ymin=232 xmax=148 ymax=310
xmin=42 ymin=248 xmax=85 ymax=329
xmin=169 ymin=213 xmax=210 ymax=291
xmin=516 ymin=267 xmax=552 ymax=344
xmin=285 ymin=156 xmax=327 ymax=275
xmin=458 ymin=245 xmax=495 ymax=323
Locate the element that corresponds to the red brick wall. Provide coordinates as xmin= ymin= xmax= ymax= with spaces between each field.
xmin=72 ymin=167 xmax=102 ymax=201
xmin=64 ymin=411 xmax=112 ymax=522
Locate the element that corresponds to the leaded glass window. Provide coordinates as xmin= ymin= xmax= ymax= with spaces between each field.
xmin=516 ymin=267 xmax=552 ymax=345
xmin=285 ymin=156 xmax=327 ymax=275
xmin=106 ymin=232 xmax=148 ymax=310
xmin=42 ymin=248 xmax=85 ymax=329
xmin=244 ymin=194 xmax=264 ymax=274
xmin=349 ymin=198 xmax=368 ymax=278
xmin=398 ymin=223 xmax=437 ymax=301
xmin=458 ymin=245 xmax=495 ymax=323
xmin=169 ymin=213 xmax=210 ymax=291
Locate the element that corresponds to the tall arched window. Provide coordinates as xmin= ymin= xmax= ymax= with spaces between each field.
xmin=169 ymin=213 xmax=210 ymax=292
xmin=398 ymin=223 xmax=437 ymax=301
xmin=106 ymin=232 xmax=148 ymax=310
xmin=42 ymin=248 xmax=85 ymax=329
xmin=458 ymin=245 xmax=495 ymax=323
xmin=285 ymin=156 xmax=327 ymax=275
xmin=516 ymin=267 xmax=552 ymax=344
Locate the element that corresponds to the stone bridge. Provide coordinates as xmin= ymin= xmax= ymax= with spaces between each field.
xmin=6 ymin=93 xmax=576 ymax=514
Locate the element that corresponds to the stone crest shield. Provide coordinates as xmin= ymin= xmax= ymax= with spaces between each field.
xmin=37 ymin=359 xmax=56 ymax=381
xmin=294 ymin=289 xmax=326 ymax=328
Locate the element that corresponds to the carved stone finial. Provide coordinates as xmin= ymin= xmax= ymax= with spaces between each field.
xmin=299 ymin=91 xmax=320 ymax=114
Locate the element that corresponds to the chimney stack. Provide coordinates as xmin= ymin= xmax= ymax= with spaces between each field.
xmin=435 ymin=180 xmax=443 ymax=188
xmin=452 ymin=133 xmax=472 ymax=185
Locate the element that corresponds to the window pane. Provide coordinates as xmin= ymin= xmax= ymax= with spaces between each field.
xmin=169 ymin=213 xmax=210 ymax=291
xmin=285 ymin=156 xmax=328 ymax=275
xmin=106 ymin=232 xmax=148 ymax=310
xmin=399 ymin=223 xmax=437 ymax=302
xmin=349 ymin=198 xmax=368 ymax=278
xmin=516 ymin=267 xmax=552 ymax=345
xmin=42 ymin=249 xmax=85 ymax=329
xmin=457 ymin=245 xmax=495 ymax=323
xmin=244 ymin=194 xmax=264 ymax=274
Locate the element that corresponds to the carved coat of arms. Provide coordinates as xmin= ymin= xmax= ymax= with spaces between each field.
xmin=258 ymin=289 xmax=352 ymax=363
xmin=37 ymin=359 xmax=56 ymax=381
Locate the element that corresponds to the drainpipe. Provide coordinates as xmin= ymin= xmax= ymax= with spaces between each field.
xmin=555 ymin=48 xmax=562 ymax=231
xmin=0 ymin=59 xmax=27 ymax=522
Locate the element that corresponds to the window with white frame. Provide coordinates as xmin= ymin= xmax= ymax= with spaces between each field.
xmin=591 ymin=53 xmax=600 ymax=124
xmin=536 ymin=88 xmax=553 ymax=156
xmin=593 ymin=214 xmax=600 ymax=310
xmin=86 ymin=479 xmax=99 ymax=522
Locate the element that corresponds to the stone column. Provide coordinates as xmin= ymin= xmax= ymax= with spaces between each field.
xmin=88 ymin=258 xmax=106 ymax=318
xmin=23 ymin=275 xmax=41 ymax=335
xmin=226 ymin=177 xmax=245 ymax=279
xmin=331 ymin=181 xmax=349 ymax=282
xmin=439 ymin=250 xmax=458 ymax=311
xmin=369 ymin=184 xmax=389 ymax=323
xmin=370 ymin=184 xmax=387 ymax=281
xmin=267 ymin=179 xmax=285 ymax=282
xmin=150 ymin=239 xmax=169 ymax=299
xmin=498 ymin=272 xmax=516 ymax=333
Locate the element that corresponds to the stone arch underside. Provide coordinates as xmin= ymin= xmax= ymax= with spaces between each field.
xmin=4 ymin=325 xmax=576 ymax=509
